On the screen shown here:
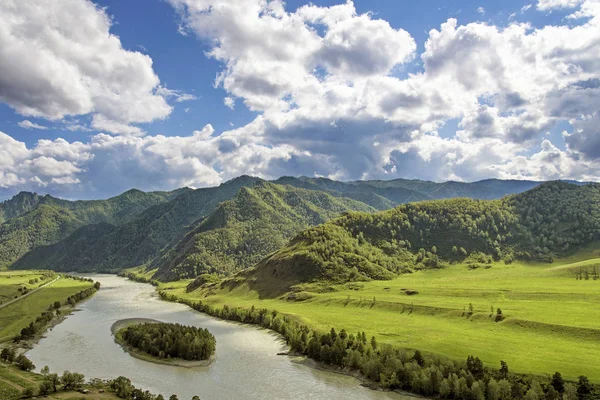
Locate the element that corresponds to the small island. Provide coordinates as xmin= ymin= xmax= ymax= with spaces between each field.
xmin=112 ymin=319 xmax=216 ymax=367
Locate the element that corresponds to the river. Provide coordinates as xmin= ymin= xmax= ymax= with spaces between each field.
xmin=26 ymin=275 xmax=413 ymax=400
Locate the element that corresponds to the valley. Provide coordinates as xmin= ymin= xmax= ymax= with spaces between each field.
xmin=1 ymin=178 xmax=600 ymax=399
xmin=157 ymin=249 xmax=600 ymax=382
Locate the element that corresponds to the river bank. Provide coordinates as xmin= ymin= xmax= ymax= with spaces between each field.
xmin=26 ymin=274 xmax=409 ymax=400
xmin=153 ymin=284 xmax=416 ymax=397
xmin=1 ymin=279 xmax=99 ymax=353
xmin=111 ymin=318 xmax=214 ymax=368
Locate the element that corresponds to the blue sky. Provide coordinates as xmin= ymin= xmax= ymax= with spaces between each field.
xmin=0 ymin=0 xmax=599 ymax=199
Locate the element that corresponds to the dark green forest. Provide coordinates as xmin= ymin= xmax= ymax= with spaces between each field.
xmin=118 ymin=322 xmax=216 ymax=361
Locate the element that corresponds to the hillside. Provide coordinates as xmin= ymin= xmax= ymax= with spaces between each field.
xmin=236 ymin=181 xmax=600 ymax=294
xmin=0 ymin=188 xmax=185 ymax=268
xmin=10 ymin=176 xmax=565 ymax=279
xmin=151 ymin=182 xmax=375 ymax=280
xmin=274 ymin=176 xmax=543 ymax=209
xmin=13 ymin=176 xmax=264 ymax=272
xmin=0 ymin=192 xmax=44 ymax=224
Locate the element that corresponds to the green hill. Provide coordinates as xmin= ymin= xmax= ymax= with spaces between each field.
xmin=0 ymin=188 xmax=185 ymax=268
xmin=9 ymin=176 xmax=567 ymax=279
xmin=237 ymin=181 xmax=600 ymax=294
xmin=13 ymin=176 xmax=264 ymax=272
xmin=151 ymin=182 xmax=375 ymax=280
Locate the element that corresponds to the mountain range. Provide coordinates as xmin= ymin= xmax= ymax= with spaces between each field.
xmin=0 ymin=175 xmax=561 ymax=280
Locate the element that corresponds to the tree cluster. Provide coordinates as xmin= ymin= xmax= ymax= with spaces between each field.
xmin=119 ymin=322 xmax=216 ymax=361
xmin=0 ymin=349 xmax=34 ymax=371
xmin=109 ymin=376 xmax=200 ymax=400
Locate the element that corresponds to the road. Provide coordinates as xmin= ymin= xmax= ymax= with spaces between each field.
xmin=0 ymin=275 xmax=61 ymax=310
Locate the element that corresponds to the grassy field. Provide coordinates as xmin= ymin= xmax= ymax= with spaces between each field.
xmin=0 ymin=272 xmax=94 ymax=342
xmin=159 ymin=247 xmax=600 ymax=383
xmin=0 ymin=271 xmax=55 ymax=305
xmin=0 ymin=362 xmax=120 ymax=400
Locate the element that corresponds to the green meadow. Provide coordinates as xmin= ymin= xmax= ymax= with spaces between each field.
xmin=0 ymin=272 xmax=94 ymax=342
xmin=159 ymin=249 xmax=600 ymax=383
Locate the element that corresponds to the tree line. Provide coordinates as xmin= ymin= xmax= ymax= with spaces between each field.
xmin=160 ymin=291 xmax=598 ymax=400
xmin=13 ymin=280 xmax=100 ymax=342
xmin=118 ymin=322 xmax=216 ymax=361
xmin=110 ymin=376 xmax=201 ymax=400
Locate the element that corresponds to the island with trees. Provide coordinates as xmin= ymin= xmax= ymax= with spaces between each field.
xmin=113 ymin=320 xmax=216 ymax=367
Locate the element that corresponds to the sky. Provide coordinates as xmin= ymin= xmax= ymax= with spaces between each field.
xmin=1 ymin=0 xmax=599 ymax=200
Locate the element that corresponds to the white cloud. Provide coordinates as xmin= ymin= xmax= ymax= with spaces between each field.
xmin=224 ymin=97 xmax=235 ymax=110
xmin=567 ymin=0 xmax=600 ymax=18
xmin=522 ymin=4 xmax=533 ymax=13
xmin=2 ymin=0 xmax=600 ymax=198
xmin=155 ymin=86 xmax=198 ymax=103
xmin=0 ymin=0 xmax=173 ymax=135
xmin=537 ymin=0 xmax=584 ymax=10
xmin=477 ymin=7 xmax=486 ymax=15
xmin=18 ymin=120 xmax=48 ymax=130
xmin=160 ymin=0 xmax=600 ymax=184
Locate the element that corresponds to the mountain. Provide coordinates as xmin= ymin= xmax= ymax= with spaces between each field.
xmin=13 ymin=176 xmax=264 ymax=273
xmin=0 ymin=192 xmax=45 ymax=224
xmin=234 ymin=181 xmax=600 ymax=296
xmin=10 ymin=176 xmax=574 ymax=280
xmin=150 ymin=181 xmax=375 ymax=280
xmin=274 ymin=176 xmax=543 ymax=209
xmin=0 ymin=188 xmax=187 ymax=268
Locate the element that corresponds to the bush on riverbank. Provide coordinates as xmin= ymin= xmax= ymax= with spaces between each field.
xmin=118 ymin=322 xmax=215 ymax=361
xmin=159 ymin=291 xmax=599 ymax=400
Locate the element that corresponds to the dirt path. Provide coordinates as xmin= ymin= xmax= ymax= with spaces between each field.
xmin=0 ymin=276 xmax=60 ymax=310
xmin=0 ymin=376 xmax=23 ymax=390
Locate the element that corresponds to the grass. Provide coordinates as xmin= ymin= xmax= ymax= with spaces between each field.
xmin=159 ymin=247 xmax=600 ymax=383
xmin=0 ymin=362 xmax=121 ymax=399
xmin=0 ymin=272 xmax=94 ymax=342
xmin=0 ymin=271 xmax=55 ymax=305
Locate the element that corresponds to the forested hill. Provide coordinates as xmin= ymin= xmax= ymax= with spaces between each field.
xmin=7 ymin=176 xmax=585 ymax=280
xmin=11 ymin=177 xmax=548 ymax=279
xmin=0 ymin=188 xmax=186 ymax=268
xmin=275 ymin=176 xmax=543 ymax=209
xmin=238 ymin=182 xmax=600 ymax=295
xmin=151 ymin=181 xmax=375 ymax=280
xmin=12 ymin=176 xmax=265 ymax=273
xmin=0 ymin=191 xmax=45 ymax=224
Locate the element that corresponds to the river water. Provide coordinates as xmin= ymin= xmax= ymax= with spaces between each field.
xmin=26 ymin=275 xmax=412 ymax=400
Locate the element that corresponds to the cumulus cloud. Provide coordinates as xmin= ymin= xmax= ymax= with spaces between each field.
xmin=2 ymin=0 xmax=600 ymax=198
xmin=18 ymin=120 xmax=48 ymax=130
xmin=0 ymin=0 xmax=174 ymax=135
xmin=160 ymin=0 xmax=600 ymax=185
xmin=0 ymin=123 xmax=302 ymax=198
